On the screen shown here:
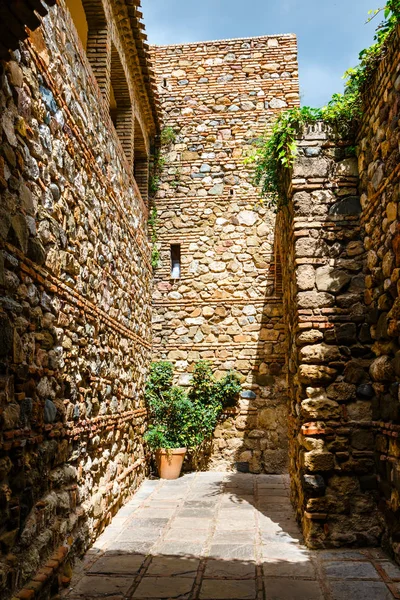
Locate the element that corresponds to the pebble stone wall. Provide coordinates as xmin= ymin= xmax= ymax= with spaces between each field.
xmin=0 ymin=1 xmax=156 ymax=597
xmin=277 ymin=123 xmax=383 ymax=548
xmin=150 ymin=35 xmax=300 ymax=474
xmin=358 ymin=24 xmax=400 ymax=563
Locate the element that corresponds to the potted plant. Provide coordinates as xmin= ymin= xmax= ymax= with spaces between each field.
xmin=144 ymin=361 xmax=242 ymax=479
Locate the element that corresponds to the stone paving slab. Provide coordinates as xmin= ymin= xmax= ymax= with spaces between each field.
xmin=264 ymin=578 xmax=324 ymax=600
xmin=71 ymin=575 xmax=134 ymax=597
xmin=88 ymin=554 xmax=145 ymax=575
xmin=204 ymin=559 xmax=256 ymax=579
xmin=62 ymin=473 xmax=400 ymax=600
xmin=208 ymin=543 xmax=256 ymax=561
xmin=146 ymin=556 xmax=200 ymax=578
xmin=132 ymin=576 xmax=194 ymax=599
xmin=328 ymin=580 xmax=394 ymax=599
xmin=262 ymin=560 xmax=316 ymax=579
xmin=322 ymin=560 xmax=380 ymax=580
xmin=199 ymin=578 xmax=257 ymax=599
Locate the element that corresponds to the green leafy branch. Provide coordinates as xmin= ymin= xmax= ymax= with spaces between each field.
xmin=252 ymin=1 xmax=399 ymax=207
xmin=344 ymin=0 xmax=400 ymax=93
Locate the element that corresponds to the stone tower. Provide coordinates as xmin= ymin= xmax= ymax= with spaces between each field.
xmin=151 ymin=35 xmax=299 ymax=473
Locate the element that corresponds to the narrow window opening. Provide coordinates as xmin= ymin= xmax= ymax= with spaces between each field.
xmin=163 ymin=78 xmax=167 ymax=88
xmin=230 ymin=189 xmax=235 ymax=196
xmin=171 ymin=244 xmax=181 ymax=279
xmin=245 ymin=73 xmax=249 ymax=78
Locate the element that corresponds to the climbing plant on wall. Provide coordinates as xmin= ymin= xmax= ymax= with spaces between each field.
xmin=148 ymin=127 xmax=177 ymax=269
xmin=148 ymin=205 xmax=160 ymax=269
xmin=252 ymin=1 xmax=400 ymax=207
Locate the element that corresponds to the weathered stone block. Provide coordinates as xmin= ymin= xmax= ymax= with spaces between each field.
xmin=301 ymin=398 xmax=341 ymax=420
xmin=298 ymin=365 xmax=337 ymax=384
xmin=300 ymin=343 xmax=341 ymax=364
xmin=346 ymin=401 xmax=373 ymax=422
xmin=304 ymin=451 xmax=334 ymax=472
xmin=336 ymin=158 xmax=358 ymax=177
xmin=297 ymin=291 xmax=335 ymax=309
xmin=369 ymin=355 xmax=395 ymax=382
xmin=315 ymin=265 xmax=351 ymax=293
xmin=293 ymin=157 xmax=329 ymax=178
xmin=327 ymin=383 xmax=356 ymax=402
xmin=329 ymin=197 xmax=361 ymax=215
xmin=296 ymin=264 xmax=315 ymax=290
xmin=303 ymin=474 xmax=326 ymax=495
xmin=295 ymin=238 xmax=329 ymax=258
xmin=351 ymin=430 xmax=374 ymax=450
xmin=297 ymin=330 xmax=323 ymax=346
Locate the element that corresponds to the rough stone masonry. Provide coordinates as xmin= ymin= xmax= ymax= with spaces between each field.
xmin=277 ymin=122 xmax=383 ymax=549
xmin=0 ymin=0 xmax=158 ymax=597
xmin=150 ymin=35 xmax=299 ymax=474
xmin=2 ymin=2 xmax=400 ymax=598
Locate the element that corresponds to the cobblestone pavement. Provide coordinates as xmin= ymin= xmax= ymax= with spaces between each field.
xmin=62 ymin=473 xmax=400 ymax=599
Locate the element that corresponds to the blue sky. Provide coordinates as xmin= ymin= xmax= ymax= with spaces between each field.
xmin=142 ymin=0 xmax=377 ymax=107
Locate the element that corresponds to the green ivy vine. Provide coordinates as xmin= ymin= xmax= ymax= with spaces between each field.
xmin=148 ymin=127 xmax=177 ymax=268
xmin=252 ymin=1 xmax=400 ymax=207
xmin=148 ymin=205 xmax=160 ymax=269
xmin=149 ymin=127 xmax=177 ymax=196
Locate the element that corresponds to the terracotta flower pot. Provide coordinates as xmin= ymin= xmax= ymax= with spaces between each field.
xmin=156 ymin=448 xmax=186 ymax=480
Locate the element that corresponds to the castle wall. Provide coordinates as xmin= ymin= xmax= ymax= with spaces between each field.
xmin=0 ymin=1 xmax=155 ymax=596
xmin=278 ymin=123 xmax=383 ymax=548
xmin=358 ymin=24 xmax=400 ymax=563
xmin=150 ymin=35 xmax=299 ymax=474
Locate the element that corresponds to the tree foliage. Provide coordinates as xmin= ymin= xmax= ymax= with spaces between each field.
xmin=252 ymin=2 xmax=400 ymax=207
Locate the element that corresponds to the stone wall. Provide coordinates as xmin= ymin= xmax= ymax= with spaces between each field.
xmin=0 ymin=1 xmax=156 ymax=597
xmin=358 ymin=24 xmax=400 ymax=562
xmin=278 ymin=122 xmax=383 ymax=548
xmin=150 ymin=35 xmax=299 ymax=474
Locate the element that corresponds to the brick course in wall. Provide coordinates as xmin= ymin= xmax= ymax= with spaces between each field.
xmin=0 ymin=1 xmax=157 ymax=597
xmin=150 ymin=35 xmax=299 ymax=474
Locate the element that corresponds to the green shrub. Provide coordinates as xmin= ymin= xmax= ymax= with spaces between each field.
xmin=144 ymin=360 xmax=242 ymax=450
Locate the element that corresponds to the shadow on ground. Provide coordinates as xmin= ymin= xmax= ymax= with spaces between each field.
xmin=61 ymin=473 xmax=400 ymax=600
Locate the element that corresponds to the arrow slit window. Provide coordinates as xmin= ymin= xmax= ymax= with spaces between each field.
xmin=171 ymin=244 xmax=181 ymax=279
